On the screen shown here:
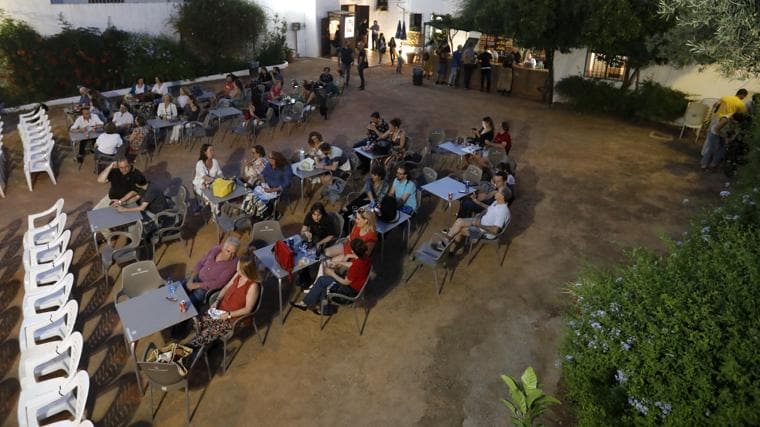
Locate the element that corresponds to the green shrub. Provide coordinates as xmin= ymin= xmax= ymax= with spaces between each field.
xmin=256 ymin=15 xmax=289 ymax=66
xmin=555 ymin=76 xmax=689 ymax=122
xmin=560 ymin=106 xmax=760 ymax=425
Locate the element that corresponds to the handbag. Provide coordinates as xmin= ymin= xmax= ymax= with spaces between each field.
xmin=274 ymin=240 xmax=296 ymax=280
xmin=145 ymin=342 xmax=193 ymax=376
xmin=211 ymin=178 xmax=235 ymax=198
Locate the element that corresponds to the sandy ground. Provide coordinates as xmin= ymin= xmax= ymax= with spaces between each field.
xmin=0 ymin=58 xmax=727 ymax=426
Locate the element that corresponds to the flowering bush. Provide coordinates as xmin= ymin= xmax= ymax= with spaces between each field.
xmin=561 ymin=107 xmax=760 ymax=424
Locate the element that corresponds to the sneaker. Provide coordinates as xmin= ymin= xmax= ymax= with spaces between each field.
xmin=302 ymin=286 xmax=313 ymax=295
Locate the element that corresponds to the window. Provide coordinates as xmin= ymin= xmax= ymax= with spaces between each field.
xmin=410 ymin=13 xmax=422 ymax=32
xmin=584 ymin=51 xmax=627 ymax=80
xmin=376 ymin=0 xmax=388 ymax=11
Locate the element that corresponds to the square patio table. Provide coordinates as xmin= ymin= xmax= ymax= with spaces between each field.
xmin=350 ymin=206 xmax=411 ymax=262
xmin=116 ymin=282 xmax=197 ymax=391
xmin=422 ymin=176 xmax=477 ymax=219
xmin=69 ymin=129 xmax=105 ymax=160
xmin=208 ymin=106 xmax=243 ymax=129
xmin=87 ymin=206 xmax=142 ymax=246
xmin=290 ymin=162 xmax=330 ymax=211
xmin=201 ymin=179 xmax=248 ymax=228
xmin=147 ymin=118 xmax=183 ymax=152
xmin=254 ymin=234 xmax=320 ymax=323
xmin=353 ymin=146 xmax=390 ymax=168
xmin=438 ymin=140 xmax=481 ymax=158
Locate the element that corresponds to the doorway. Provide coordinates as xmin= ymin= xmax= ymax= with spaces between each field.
xmin=341 ymin=4 xmax=370 ymax=47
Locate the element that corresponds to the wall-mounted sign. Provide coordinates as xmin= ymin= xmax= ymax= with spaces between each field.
xmin=344 ymin=16 xmax=355 ymax=38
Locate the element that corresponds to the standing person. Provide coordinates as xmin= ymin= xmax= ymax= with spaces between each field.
xmin=448 ymin=45 xmax=462 ymax=87
xmin=422 ymin=49 xmax=434 ymax=79
xmin=479 ymin=49 xmax=493 ymax=92
xmin=377 ymin=34 xmax=387 ymax=64
xmin=357 ymin=42 xmax=368 ymax=90
xmin=396 ymin=49 xmax=404 ymax=74
xmin=436 ymin=45 xmax=450 ymax=85
xmin=370 ymin=20 xmax=380 ymax=50
xmin=339 ymin=42 xmax=354 ymax=88
xmin=461 ymin=44 xmax=477 ymax=89
xmin=388 ymin=37 xmax=397 ymax=64
xmin=359 ymin=19 xmax=369 ymax=48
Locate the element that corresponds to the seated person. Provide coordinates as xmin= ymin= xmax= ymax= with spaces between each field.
xmin=324 ymin=208 xmax=377 ymax=259
xmin=129 ymin=77 xmax=151 ymax=101
xmin=341 ymin=166 xmax=389 ymax=232
xmin=151 ymin=76 xmax=169 ymax=99
xmin=70 ymin=106 xmax=105 ymax=163
xmin=126 ymin=116 xmax=150 ymax=162
xmin=246 ymin=151 xmax=293 ymax=219
xmin=317 ymin=142 xmax=351 ymax=181
xmin=305 ymin=132 xmax=327 ymax=159
xmin=378 ymin=118 xmax=406 ymax=167
xmin=388 ymin=165 xmax=417 ymax=214
xmin=469 ymin=116 xmax=495 ymax=147
xmin=184 ymin=96 xmax=202 ymax=121
xmin=458 ymin=171 xmax=508 ymax=218
xmin=89 ymin=89 xmax=111 ymax=117
xmin=354 ymin=112 xmax=390 ymax=173
xmin=463 ymin=152 xmax=494 ymax=182
xmin=291 ymin=238 xmax=372 ymax=314
xmin=112 ymin=103 xmax=134 ymax=133
xmin=319 ymin=66 xmax=334 ymax=85
xmin=300 ymin=81 xmax=318 ymax=112
xmin=241 ymin=145 xmax=269 ymax=185
xmin=117 ymin=176 xmax=170 ymax=223
xmin=77 ymin=86 xmax=91 ymax=106
xmin=189 ymin=257 xmax=261 ymax=348
xmin=301 ymin=202 xmax=337 ymax=249
xmin=157 ymin=94 xmax=178 ymax=120
xmin=271 ymin=67 xmax=284 ymax=85
xmin=218 ymin=74 xmax=236 ymax=98
xmin=95 ymin=157 xmax=146 ymax=209
xmin=229 ymin=78 xmax=245 ymax=106
xmin=486 ymin=120 xmax=512 ymax=154
xmin=434 ymin=187 xmax=511 ymax=253
xmin=266 ymin=80 xmax=283 ymax=102
xmin=183 ymin=237 xmax=241 ymax=308
xmin=193 ymin=143 xmax=223 ymax=197
xmin=177 ymin=87 xmax=191 ymax=109
xmin=255 ymin=67 xmax=272 ymax=85
xmin=93 ymin=122 xmax=123 ymax=158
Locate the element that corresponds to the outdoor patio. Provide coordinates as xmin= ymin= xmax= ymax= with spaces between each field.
xmin=0 ymin=57 xmax=728 ymax=426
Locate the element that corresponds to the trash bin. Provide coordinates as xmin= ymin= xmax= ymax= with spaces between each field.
xmin=413 ymin=68 xmax=423 ymax=86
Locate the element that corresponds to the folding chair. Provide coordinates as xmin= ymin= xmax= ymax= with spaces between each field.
xmin=319 ymin=268 xmax=373 ymax=335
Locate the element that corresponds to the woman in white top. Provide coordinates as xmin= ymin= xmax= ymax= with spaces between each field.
xmin=157 ymin=95 xmax=182 ymax=143
xmin=94 ymin=122 xmax=123 ymax=156
xmin=152 ymin=76 xmax=169 ymax=97
xmin=193 ymin=143 xmax=223 ymax=197
xmin=177 ymin=87 xmax=191 ymax=109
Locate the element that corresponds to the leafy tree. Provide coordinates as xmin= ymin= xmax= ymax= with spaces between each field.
xmin=658 ymin=0 xmax=760 ymax=77
xmin=579 ymin=0 xmax=673 ymax=89
xmin=172 ymin=0 xmax=266 ymax=65
xmin=457 ymin=0 xmax=584 ymax=102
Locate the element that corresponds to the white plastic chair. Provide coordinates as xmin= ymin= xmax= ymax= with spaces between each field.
xmin=24 ymin=229 xmax=71 ymax=272
xmin=18 ymin=331 xmax=83 ymax=391
xmin=0 ymin=141 xmax=6 ymax=198
xmin=19 ymin=300 xmax=79 ymax=353
xmin=17 ymin=370 xmax=89 ymax=427
xmin=678 ymin=102 xmax=710 ymax=142
xmin=22 ymin=273 xmax=74 ymax=318
xmin=24 ymin=136 xmax=57 ymax=191
xmin=28 ymin=198 xmax=65 ymax=231
xmin=24 ymin=212 xmax=67 ymax=249
xmin=24 ymin=249 xmax=73 ymax=293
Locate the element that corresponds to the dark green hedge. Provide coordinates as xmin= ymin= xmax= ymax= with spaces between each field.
xmin=560 ymin=105 xmax=760 ymax=424
xmin=555 ymin=76 xmax=689 ymax=122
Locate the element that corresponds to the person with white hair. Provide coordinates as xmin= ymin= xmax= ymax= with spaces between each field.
xmin=183 ymin=236 xmax=241 ymax=307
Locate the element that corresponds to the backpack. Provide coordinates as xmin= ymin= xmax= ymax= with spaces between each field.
xmin=274 ymin=240 xmax=295 ymax=280
xmin=379 ymin=195 xmax=399 ymax=223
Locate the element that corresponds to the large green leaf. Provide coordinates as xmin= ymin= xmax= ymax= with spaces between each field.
xmin=526 ymin=387 xmax=544 ymax=407
xmin=521 ymin=367 xmax=538 ymax=390
xmin=501 ymin=398 xmax=519 ymax=416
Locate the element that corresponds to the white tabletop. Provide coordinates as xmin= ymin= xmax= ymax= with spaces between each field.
xmin=290 ymin=162 xmax=329 ymax=179
xmin=253 ymin=234 xmax=320 ymax=280
xmin=422 ymin=176 xmax=476 ymax=201
xmin=439 ymin=141 xmax=480 ymax=156
xmin=353 ymin=146 xmax=390 ymax=160
xmin=116 ymin=285 xmax=197 ymax=343
xmin=209 ymin=107 xmax=242 ymax=119
xmin=201 ymin=179 xmax=248 ymax=205
xmin=87 ymin=207 xmax=142 ymax=233
xmin=69 ymin=129 xmax=104 ymax=143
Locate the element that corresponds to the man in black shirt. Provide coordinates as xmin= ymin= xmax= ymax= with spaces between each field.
xmin=479 ymin=50 xmax=493 ymax=92
xmin=95 ymin=157 xmax=146 ymax=209
xmin=353 ymin=112 xmax=390 ymax=173
xmin=117 ymin=176 xmax=170 ymax=220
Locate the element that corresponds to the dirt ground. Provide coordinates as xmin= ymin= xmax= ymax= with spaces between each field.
xmin=0 ymin=58 xmax=727 ymax=426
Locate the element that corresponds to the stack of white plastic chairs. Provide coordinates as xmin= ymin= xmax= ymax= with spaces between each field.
xmin=18 ymin=106 xmax=57 ymax=192
xmin=18 ymin=198 xmax=93 ymax=427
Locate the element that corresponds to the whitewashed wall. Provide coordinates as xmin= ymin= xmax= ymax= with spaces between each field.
xmin=553 ymin=48 xmax=760 ymax=102
xmin=0 ymin=0 xmax=339 ymax=58
xmin=0 ymin=0 xmax=181 ymax=37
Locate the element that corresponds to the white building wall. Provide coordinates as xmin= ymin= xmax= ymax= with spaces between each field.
xmin=0 ymin=0 xmax=338 ymax=58
xmin=553 ymin=48 xmax=760 ymax=102
xmin=0 ymin=0 xmax=181 ymax=37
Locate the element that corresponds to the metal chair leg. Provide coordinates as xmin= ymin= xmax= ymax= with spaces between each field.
xmin=185 ymin=382 xmax=190 ymax=424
